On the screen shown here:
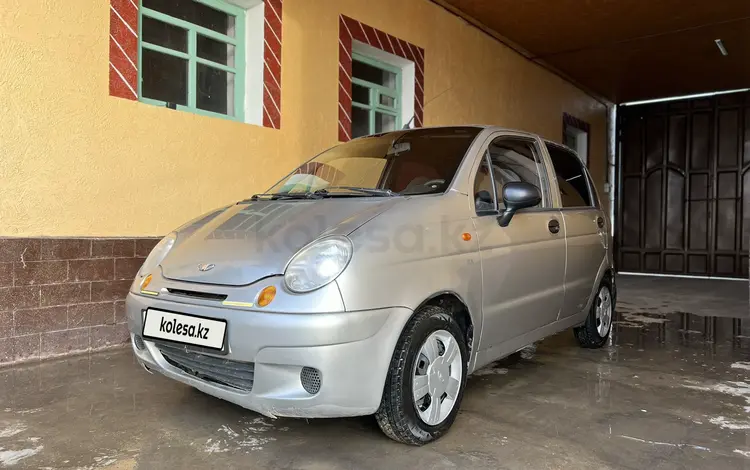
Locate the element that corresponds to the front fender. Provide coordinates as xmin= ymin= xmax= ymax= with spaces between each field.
xmin=336 ymin=194 xmax=484 ymax=367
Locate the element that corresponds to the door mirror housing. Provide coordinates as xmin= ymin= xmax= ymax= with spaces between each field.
xmin=497 ymin=182 xmax=541 ymax=227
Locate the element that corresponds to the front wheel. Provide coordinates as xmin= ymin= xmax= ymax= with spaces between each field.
xmin=574 ymin=280 xmax=614 ymax=348
xmin=375 ymin=305 xmax=468 ymax=445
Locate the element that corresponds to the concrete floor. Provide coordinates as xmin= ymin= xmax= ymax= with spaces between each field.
xmin=0 ymin=275 xmax=748 ymax=469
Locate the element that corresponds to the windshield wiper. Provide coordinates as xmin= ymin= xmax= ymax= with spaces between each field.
xmin=238 ymin=192 xmax=323 ymax=203
xmin=237 ymin=187 xmax=397 ymax=204
xmin=315 ymin=186 xmax=399 ymax=197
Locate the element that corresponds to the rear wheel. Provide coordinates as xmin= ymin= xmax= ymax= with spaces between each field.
xmin=574 ymin=280 xmax=614 ymax=348
xmin=375 ymin=305 xmax=468 ymax=445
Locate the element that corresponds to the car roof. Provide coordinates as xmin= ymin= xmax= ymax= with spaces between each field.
xmin=350 ymin=125 xmax=580 ymax=157
xmin=406 ymin=126 xmax=583 ymax=159
xmin=352 ymin=125 xmax=541 ymax=141
xmin=404 ymin=125 xmax=575 ymax=152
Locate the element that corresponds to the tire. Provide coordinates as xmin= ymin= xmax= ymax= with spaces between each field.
xmin=375 ymin=305 xmax=468 ymax=445
xmin=574 ymin=278 xmax=614 ymax=349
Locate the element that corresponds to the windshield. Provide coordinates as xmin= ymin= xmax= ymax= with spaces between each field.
xmin=266 ymin=127 xmax=482 ymax=196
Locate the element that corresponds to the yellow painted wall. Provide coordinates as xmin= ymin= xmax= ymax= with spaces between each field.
xmin=0 ymin=0 xmax=608 ymax=237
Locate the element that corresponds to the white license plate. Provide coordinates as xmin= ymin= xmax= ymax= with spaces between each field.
xmin=143 ymin=309 xmax=226 ymax=350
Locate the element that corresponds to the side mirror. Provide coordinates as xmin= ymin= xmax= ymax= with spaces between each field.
xmin=497 ymin=182 xmax=541 ymax=227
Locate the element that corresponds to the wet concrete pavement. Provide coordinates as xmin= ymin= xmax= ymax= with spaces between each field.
xmin=0 ymin=275 xmax=748 ymax=469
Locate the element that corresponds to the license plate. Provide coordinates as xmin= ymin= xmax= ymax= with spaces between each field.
xmin=142 ymin=309 xmax=226 ymax=350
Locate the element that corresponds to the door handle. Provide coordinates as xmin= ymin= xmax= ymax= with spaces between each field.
xmin=597 ymin=217 xmax=605 ymax=229
xmin=548 ymin=219 xmax=560 ymax=234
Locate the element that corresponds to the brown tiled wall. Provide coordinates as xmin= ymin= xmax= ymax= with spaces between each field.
xmin=0 ymin=237 xmax=160 ymax=365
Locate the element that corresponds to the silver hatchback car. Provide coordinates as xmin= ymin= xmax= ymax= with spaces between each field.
xmin=127 ymin=126 xmax=615 ymax=445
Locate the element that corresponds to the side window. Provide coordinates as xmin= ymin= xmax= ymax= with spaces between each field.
xmin=546 ymin=144 xmax=593 ymax=208
xmin=473 ymin=138 xmax=546 ymax=212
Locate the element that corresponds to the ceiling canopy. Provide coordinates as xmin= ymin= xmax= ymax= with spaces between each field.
xmin=437 ymin=0 xmax=750 ymax=103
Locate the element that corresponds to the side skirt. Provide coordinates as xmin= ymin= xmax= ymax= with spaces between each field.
xmin=470 ymin=312 xmax=587 ymax=374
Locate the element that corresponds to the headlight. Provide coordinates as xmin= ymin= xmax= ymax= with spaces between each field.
xmin=284 ymin=236 xmax=353 ymax=293
xmin=138 ymin=232 xmax=177 ymax=277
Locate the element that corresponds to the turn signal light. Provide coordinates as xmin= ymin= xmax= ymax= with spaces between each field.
xmin=140 ymin=274 xmax=158 ymax=296
xmin=257 ymin=286 xmax=276 ymax=307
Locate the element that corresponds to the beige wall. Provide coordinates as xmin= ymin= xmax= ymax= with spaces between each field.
xmin=0 ymin=0 xmax=608 ymax=237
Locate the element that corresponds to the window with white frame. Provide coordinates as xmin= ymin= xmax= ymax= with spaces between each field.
xmin=563 ymin=121 xmax=589 ymax=167
xmin=137 ymin=0 xmax=268 ymax=124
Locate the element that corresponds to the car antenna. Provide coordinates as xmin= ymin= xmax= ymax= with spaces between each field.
xmin=401 ymin=85 xmax=455 ymax=130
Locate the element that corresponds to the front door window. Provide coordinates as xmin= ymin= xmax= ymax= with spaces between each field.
xmin=473 ymin=138 xmax=548 ymax=213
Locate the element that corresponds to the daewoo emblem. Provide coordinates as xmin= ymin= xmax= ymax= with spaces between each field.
xmin=198 ymin=263 xmax=216 ymax=272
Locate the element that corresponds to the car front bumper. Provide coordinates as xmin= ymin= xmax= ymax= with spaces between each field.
xmin=126 ymin=292 xmax=412 ymax=418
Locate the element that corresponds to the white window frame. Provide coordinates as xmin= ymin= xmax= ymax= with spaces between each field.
xmin=564 ymin=125 xmax=589 ymax=167
xmin=234 ymin=0 xmax=265 ymax=126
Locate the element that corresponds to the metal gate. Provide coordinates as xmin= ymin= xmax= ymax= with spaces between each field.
xmin=616 ymin=91 xmax=749 ymax=278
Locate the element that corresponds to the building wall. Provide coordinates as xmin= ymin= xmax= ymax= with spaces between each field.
xmin=0 ymin=0 xmax=608 ymax=363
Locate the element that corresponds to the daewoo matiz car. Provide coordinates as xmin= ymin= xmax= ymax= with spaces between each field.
xmin=127 ymin=126 xmax=616 ymax=445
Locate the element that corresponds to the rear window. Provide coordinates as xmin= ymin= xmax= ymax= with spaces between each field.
xmin=545 ymin=143 xmax=594 ymax=208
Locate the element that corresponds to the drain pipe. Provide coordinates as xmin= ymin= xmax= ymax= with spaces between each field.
xmin=607 ymin=104 xmax=617 ymax=236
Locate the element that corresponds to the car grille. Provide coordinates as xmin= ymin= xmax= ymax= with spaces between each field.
xmin=166 ymin=288 xmax=228 ymax=302
xmin=158 ymin=343 xmax=255 ymax=392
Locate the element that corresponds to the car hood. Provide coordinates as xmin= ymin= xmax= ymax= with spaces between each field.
xmin=160 ymin=198 xmax=400 ymax=286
